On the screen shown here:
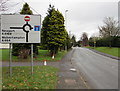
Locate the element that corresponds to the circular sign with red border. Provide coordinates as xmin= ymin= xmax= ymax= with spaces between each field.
xmin=24 ymin=16 xmax=30 ymax=21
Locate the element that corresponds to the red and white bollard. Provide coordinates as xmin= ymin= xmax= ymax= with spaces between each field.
xmin=44 ymin=59 xmax=47 ymax=66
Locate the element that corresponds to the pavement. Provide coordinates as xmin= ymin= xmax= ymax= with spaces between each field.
xmin=57 ymin=49 xmax=89 ymax=89
xmin=2 ymin=61 xmax=60 ymax=68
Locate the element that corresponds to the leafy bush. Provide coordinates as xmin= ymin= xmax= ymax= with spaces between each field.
xmin=18 ymin=49 xmax=30 ymax=59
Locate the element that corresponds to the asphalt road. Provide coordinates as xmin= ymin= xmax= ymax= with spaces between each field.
xmin=71 ymin=47 xmax=118 ymax=89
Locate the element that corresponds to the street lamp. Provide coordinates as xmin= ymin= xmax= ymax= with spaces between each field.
xmin=65 ymin=10 xmax=68 ymax=27
xmin=65 ymin=10 xmax=68 ymax=51
xmin=94 ymin=37 xmax=96 ymax=48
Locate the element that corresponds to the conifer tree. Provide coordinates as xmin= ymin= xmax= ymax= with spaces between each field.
xmin=20 ymin=3 xmax=33 ymax=14
xmin=13 ymin=3 xmax=38 ymax=57
xmin=41 ymin=5 xmax=68 ymax=56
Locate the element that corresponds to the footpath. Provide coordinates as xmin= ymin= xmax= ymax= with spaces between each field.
xmin=2 ymin=61 xmax=59 ymax=68
xmin=57 ymin=50 xmax=88 ymax=89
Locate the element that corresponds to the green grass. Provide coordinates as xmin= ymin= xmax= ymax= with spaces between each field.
xmin=2 ymin=66 xmax=58 ymax=89
xmin=0 ymin=49 xmax=30 ymax=61
xmin=0 ymin=49 xmax=66 ymax=62
xmin=34 ymin=50 xmax=66 ymax=62
xmin=0 ymin=49 xmax=9 ymax=61
xmin=86 ymin=47 xmax=119 ymax=57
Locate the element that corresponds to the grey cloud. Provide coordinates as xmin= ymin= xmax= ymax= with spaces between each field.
xmin=4 ymin=0 xmax=118 ymax=41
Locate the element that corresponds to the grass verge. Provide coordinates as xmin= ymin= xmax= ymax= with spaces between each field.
xmin=34 ymin=50 xmax=66 ymax=62
xmin=86 ymin=47 xmax=119 ymax=57
xmin=1 ymin=49 xmax=66 ymax=62
xmin=2 ymin=66 xmax=58 ymax=89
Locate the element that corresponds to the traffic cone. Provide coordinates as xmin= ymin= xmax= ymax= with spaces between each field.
xmin=52 ymin=54 xmax=54 ymax=59
xmin=44 ymin=59 xmax=47 ymax=66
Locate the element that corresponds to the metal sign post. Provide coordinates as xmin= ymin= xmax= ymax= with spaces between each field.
xmin=9 ymin=43 xmax=12 ymax=78
xmin=31 ymin=44 xmax=33 ymax=75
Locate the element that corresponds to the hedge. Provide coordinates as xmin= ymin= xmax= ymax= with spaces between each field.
xmin=89 ymin=36 xmax=120 ymax=47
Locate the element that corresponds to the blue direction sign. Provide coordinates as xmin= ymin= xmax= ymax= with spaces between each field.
xmin=34 ymin=26 xmax=40 ymax=31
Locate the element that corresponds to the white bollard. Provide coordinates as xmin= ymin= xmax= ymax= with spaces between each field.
xmin=52 ymin=54 xmax=54 ymax=59
xmin=44 ymin=60 xmax=47 ymax=66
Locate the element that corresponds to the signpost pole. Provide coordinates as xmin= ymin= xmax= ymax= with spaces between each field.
xmin=9 ymin=43 xmax=12 ymax=78
xmin=31 ymin=44 xmax=33 ymax=75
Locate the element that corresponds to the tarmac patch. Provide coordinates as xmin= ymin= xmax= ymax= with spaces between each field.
xmin=65 ymin=79 xmax=76 ymax=85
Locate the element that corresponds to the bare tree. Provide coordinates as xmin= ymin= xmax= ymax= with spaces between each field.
xmin=0 ymin=0 xmax=20 ymax=14
xmin=98 ymin=17 xmax=119 ymax=37
xmin=0 ymin=0 xmax=10 ymax=12
xmin=81 ymin=32 xmax=89 ymax=46
xmin=71 ymin=35 xmax=76 ymax=47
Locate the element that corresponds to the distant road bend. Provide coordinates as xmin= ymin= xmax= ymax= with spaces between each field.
xmin=71 ymin=47 xmax=118 ymax=89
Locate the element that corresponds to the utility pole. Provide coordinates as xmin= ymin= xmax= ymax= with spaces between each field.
xmin=69 ymin=31 xmax=71 ymax=38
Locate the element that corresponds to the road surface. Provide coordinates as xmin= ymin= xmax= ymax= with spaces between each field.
xmin=71 ymin=47 xmax=118 ymax=89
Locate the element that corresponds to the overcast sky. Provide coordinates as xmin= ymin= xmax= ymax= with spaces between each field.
xmin=2 ymin=0 xmax=119 ymax=41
